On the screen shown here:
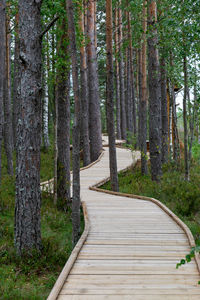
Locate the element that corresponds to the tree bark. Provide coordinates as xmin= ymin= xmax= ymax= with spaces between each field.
xmin=87 ymin=0 xmax=102 ymax=162
xmin=79 ymin=1 xmax=91 ymax=166
xmin=43 ymin=53 xmax=50 ymax=151
xmin=118 ymin=3 xmax=127 ymax=140
xmin=57 ymin=21 xmax=71 ymax=210
xmin=15 ymin=0 xmax=42 ymax=255
xmin=126 ymin=8 xmax=133 ymax=139
xmin=160 ymin=57 xmax=168 ymax=164
xmin=138 ymin=47 xmax=142 ymax=149
xmin=188 ymin=68 xmax=198 ymax=166
xmin=0 ymin=0 xmax=6 ymax=184
xmin=66 ymin=0 xmax=81 ymax=245
xmin=106 ymin=0 xmax=119 ymax=192
xmin=53 ymin=67 xmax=58 ymax=206
xmin=140 ymin=0 xmax=148 ymax=175
xmin=130 ymin=47 xmax=137 ymax=143
xmin=114 ymin=7 xmax=121 ymax=140
xmin=169 ymin=81 xmax=180 ymax=164
xmin=13 ymin=12 xmax=20 ymax=150
xmin=183 ymin=56 xmax=189 ymax=181
xmin=147 ymin=0 xmax=162 ymax=181
xmin=4 ymin=6 xmax=14 ymax=175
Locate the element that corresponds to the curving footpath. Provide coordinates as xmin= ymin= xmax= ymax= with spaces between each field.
xmin=48 ymin=141 xmax=200 ymax=300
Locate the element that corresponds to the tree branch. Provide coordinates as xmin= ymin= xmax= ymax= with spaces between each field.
xmin=40 ymin=16 xmax=59 ymax=39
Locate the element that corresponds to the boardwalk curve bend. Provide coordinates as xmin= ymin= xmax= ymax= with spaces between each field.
xmin=48 ymin=140 xmax=200 ymax=300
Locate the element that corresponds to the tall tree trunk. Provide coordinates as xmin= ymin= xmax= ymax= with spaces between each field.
xmin=106 ymin=0 xmax=119 ymax=192
xmin=138 ymin=47 xmax=142 ymax=149
xmin=52 ymin=29 xmax=58 ymax=205
xmin=160 ymin=57 xmax=168 ymax=164
xmin=126 ymin=8 xmax=133 ymax=139
xmin=79 ymin=1 xmax=91 ymax=166
xmin=15 ymin=0 xmax=42 ymax=255
xmin=167 ymin=80 xmax=172 ymax=156
xmin=13 ymin=12 xmax=20 ymax=150
xmin=170 ymin=81 xmax=180 ymax=164
xmin=4 ymin=7 xmax=14 ymax=175
xmin=183 ymin=56 xmax=189 ymax=181
xmin=87 ymin=0 xmax=102 ymax=162
xmin=53 ymin=77 xmax=58 ymax=206
xmin=140 ymin=0 xmax=148 ymax=175
xmin=66 ymin=0 xmax=81 ymax=245
xmin=57 ymin=19 xmax=71 ymax=210
xmin=43 ymin=54 xmax=50 ymax=151
xmin=0 ymin=0 xmax=6 ymax=184
xmin=130 ymin=48 xmax=137 ymax=143
xmin=188 ymin=70 xmax=198 ymax=166
xmin=114 ymin=7 xmax=121 ymax=140
xmin=118 ymin=3 xmax=127 ymax=140
xmin=126 ymin=47 xmax=133 ymax=137
xmin=147 ymin=0 xmax=162 ymax=181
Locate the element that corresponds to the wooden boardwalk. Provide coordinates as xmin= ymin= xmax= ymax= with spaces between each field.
xmin=48 ymin=143 xmax=200 ymax=300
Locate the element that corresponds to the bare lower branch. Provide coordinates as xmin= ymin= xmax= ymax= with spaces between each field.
xmin=40 ymin=16 xmax=59 ymax=38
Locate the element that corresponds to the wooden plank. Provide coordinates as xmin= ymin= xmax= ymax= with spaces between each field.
xmin=65 ymin=274 xmax=200 ymax=285
xmin=57 ymin=295 xmax=200 ymax=300
xmin=71 ymin=261 xmax=198 ymax=275
xmin=85 ymin=239 xmax=189 ymax=246
xmin=60 ymin=289 xmax=200 ymax=295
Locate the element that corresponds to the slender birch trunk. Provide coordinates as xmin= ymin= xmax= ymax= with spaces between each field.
xmin=43 ymin=54 xmax=50 ymax=151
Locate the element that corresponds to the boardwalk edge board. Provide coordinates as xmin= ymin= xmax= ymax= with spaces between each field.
xmin=45 ymin=150 xmax=105 ymax=300
xmin=89 ymin=162 xmax=200 ymax=275
xmin=47 ymin=202 xmax=90 ymax=300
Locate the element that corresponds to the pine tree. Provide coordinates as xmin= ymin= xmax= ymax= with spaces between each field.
xmin=106 ymin=0 xmax=119 ymax=192
xmin=15 ymin=0 xmax=42 ymax=254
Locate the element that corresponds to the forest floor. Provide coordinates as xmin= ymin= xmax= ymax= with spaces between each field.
xmin=0 ymin=146 xmax=84 ymax=300
xmin=102 ymin=142 xmax=200 ymax=246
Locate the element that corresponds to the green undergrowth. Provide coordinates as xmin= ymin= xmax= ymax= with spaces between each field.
xmin=102 ymin=159 xmax=200 ymax=245
xmin=0 ymin=190 xmax=84 ymax=299
xmin=0 ymin=146 xmax=84 ymax=299
xmin=41 ymin=146 xmax=83 ymax=182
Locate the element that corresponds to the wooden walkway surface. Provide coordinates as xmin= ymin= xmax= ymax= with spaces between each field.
xmin=48 ymin=140 xmax=200 ymax=300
